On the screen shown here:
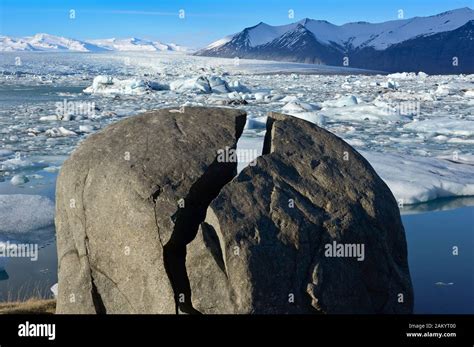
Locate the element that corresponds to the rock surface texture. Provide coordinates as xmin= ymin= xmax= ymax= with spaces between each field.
xmin=56 ymin=107 xmax=413 ymax=314
xmin=187 ymin=112 xmax=413 ymax=314
xmin=55 ymin=107 xmax=246 ymax=313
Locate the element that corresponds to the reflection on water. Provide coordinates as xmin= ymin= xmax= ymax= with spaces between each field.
xmin=400 ymin=196 xmax=474 ymax=215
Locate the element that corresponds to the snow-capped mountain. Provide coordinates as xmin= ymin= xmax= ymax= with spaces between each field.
xmin=88 ymin=37 xmax=187 ymax=52
xmin=0 ymin=33 xmax=107 ymax=52
xmin=27 ymin=33 xmax=108 ymax=52
xmin=0 ymin=34 xmax=186 ymax=52
xmin=196 ymin=7 xmax=474 ymax=73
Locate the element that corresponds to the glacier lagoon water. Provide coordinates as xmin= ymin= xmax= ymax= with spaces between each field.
xmin=0 ymin=52 xmax=472 ymax=312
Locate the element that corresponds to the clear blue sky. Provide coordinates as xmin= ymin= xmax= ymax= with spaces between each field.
xmin=0 ymin=0 xmax=472 ymax=47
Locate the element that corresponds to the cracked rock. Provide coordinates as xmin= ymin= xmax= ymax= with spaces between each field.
xmin=55 ymin=107 xmax=246 ymax=313
xmin=56 ymin=107 xmax=413 ymax=314
xmin=187 ymin=112 xmax=413 ymax=314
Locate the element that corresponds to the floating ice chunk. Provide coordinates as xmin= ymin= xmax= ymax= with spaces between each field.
xmin=254 ymin=92 xmax=269 ymax=101
xmin=45 ymin=127 xmax=77 ymax=137
xmin=361 ymin=151 xmax=474 ymax=204
xmin=92 ymin=75 xmax=113 ymax=88
xmin=0 ymin=195 xmax=54 ymax=233
xmin=10 ymin=174 xmax=29 ymax=186
xmin=170 ymin=76 xmax=250 ymax=94
xmin=51 ymin=283 xmax=58 ymax=297
xmin=207 ymin=91 xmax=248 ymax=105
xmin=434 ymin=84 xmax=455 ymax=96
xmin=322 ymin=95 xmax=358 ymax=108
xmin=280 ymin=95 xmax=298 ymax=103
xmin=208 ymin=76 xmax=230 ymax=93
xmin=228 ymin=80 xmax=251 ymax=93
xmin=227 ymin=91 xmax=242 ymax=100
xmin=404 ymin=117 xmax=474 ymax=137
xmin=147 ymin=81 xmax=169 ymax=91
xmin=383 ymin=79 xmax=399 ymax=89
xmin=170 ymin=75 xmax=245 ymax=94
xmin=79 ymin=125 xmax=94 ymax=133
xmin=345 ymin=138 xmax=366 ymax=147
xmin=322 ymin=103 xmax=406 ymax=122
xmin=329 ymin=124 xmax=356 ymax=135
xmin=433 ymin=135 xmax=449 ymax=142
xmin=290 ymin=112 xmax=326 ymax=126
xmin=39 ymin=115 xmax=60 ymax=121
xmin=268 ymin=94 xmax=284 ymax=101
xmin=417 ymin=71 xmax=428 ymax=78
xmin=170 ymin=76 xmax=212 ymax=93
xmin=84 ymin=75 xmax=154 ymax=95
xmin=387 ymin=72 xmax=417 ymax=79
xmin=282 ymin=100 xmax=320 ymax=112
xmin=0 ymin=156 xmax=39 ymax=172
xmin=26 ymin=126 xmax=48 ymax=136
xmin=280 ymin=100 xmax=325 ymax=126
xmin=245 ymin=116 xmax=268 ymax=130
xmin=43 ymin=166 xmax=61 ymax=173
xmin=464 ymin=90 xmax=474 ymax=98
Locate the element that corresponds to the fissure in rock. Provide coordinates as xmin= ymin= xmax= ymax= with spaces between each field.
xmin=161 ymin=117 xmax=246 ymax=314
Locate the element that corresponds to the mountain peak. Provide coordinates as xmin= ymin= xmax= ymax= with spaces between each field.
xmin=196 ymin=7 xmax=474 ymax=73
xmin=1 ymin=33 xmax=187 ymax=52
xmin=251 ymin=21 xmax=269 ymax=29
xmin=299 ymin=18 xmax=312 ymax=26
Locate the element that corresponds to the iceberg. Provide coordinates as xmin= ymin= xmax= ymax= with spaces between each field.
xmin=83 ymin=75 xmax=160 ymax=95
xmin=170 ymin=76 xmax=250 ymax=94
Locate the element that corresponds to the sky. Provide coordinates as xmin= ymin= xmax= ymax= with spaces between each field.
xmin=0 ymin=0 xmax=472 ymax=47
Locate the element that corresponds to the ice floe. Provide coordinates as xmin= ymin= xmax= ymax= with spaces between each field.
xmin=322 ymin=95 xmax=358 ymax=108
xmin=404 ymin=117 xmax=474 ymax=137
xmin=83 ymin=75 xmax=166 ymax=95
xmin=170 ymin=75 xmax=250 ymax=95
xmin=322 ymin=102 xmax=408 ymax=122
xmin=45 ymin=127 xmax=77 ymax=137
xmin=10 ymin=174 xmax=29 ymax=186
xmin=383 ymin=80 xmax=400 ymax=90
xmin=280 ymin=100 xmax=325 ymax=126
xmin=0 ymin=195 xmax=54 ymax=234
xmin=282 ymin=100 xmax=320 ymax=112
xmin=361 ymin=151 xmax=474 ymax=204
xmin=50 ymin=283 xmax=58 ymax=297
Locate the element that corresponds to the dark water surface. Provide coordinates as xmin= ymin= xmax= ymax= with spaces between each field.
xmin=403 ymin=206 xmax=474 ymax=314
